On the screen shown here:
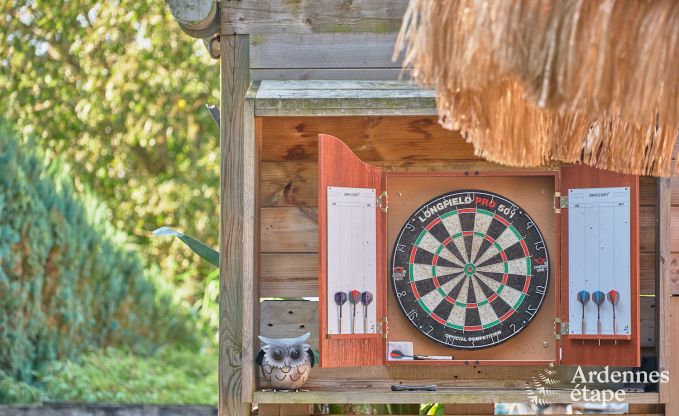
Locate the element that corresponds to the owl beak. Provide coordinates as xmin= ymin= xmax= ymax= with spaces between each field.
xmin=281 ymin=366 xmax=291 ymax=373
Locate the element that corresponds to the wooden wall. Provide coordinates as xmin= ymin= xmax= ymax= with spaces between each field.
xmin=256 ymin=115 xmax=660 ymax=392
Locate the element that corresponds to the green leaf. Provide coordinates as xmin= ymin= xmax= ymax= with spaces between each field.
xmin=153 ymin=227 xmax=219 ymax=268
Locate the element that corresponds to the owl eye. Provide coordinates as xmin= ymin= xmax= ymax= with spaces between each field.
xmin=272 ymin=348 xmax=284 ymax=360
xmin=289 ymin=347 xmax=301 ymax=360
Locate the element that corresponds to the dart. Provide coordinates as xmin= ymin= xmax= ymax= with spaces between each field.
xmin=361 ymin=291 xmax=374 ymax=333
xmin=334 ymin=291 xmax=347 ymax=334
xmin=607 ymin=290 xmax=620 ymax=335
xmin=348 ymin=290 xmax=361 ymax=333
xmin=592 ymin=290 xmax=606 ymax=338
xmin=576 ymin=290 xmax=590 ymax=334
xmin=389 ymin=349 xmax=453 ymax=361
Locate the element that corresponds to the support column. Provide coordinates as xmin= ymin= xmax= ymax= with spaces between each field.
xmin=219 ymin=34 xmax=250 ymax=416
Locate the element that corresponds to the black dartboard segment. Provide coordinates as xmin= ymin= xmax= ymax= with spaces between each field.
xmin=391 ymin=190 xmax=549 ymax=349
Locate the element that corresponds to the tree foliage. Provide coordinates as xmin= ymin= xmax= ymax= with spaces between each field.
xmin=0 ymin=0 xmax=221 ymax=305
xmin=0 ymin=122 xmax=200 ymax=381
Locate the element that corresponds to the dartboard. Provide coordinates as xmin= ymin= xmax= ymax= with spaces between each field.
xmin=391 ymin=190 xmax=549 ymax=349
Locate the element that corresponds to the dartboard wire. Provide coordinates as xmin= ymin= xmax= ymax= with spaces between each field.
xmin=438 ymin=210 xmax=470 ymax=263
xmin=470 ymin=209 xmax=494 ymax=264
xmin=412 ymin=229 xmax=466 ymax=268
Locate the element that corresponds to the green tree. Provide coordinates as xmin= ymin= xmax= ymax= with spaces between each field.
xmin=0 ymin=0 xmax=220 ymax=315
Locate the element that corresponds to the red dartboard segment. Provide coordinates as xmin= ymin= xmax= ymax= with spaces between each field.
xmin=393 ymin=190 xmax=550 ymax=350
xmin=425 ymin=217 xmax=441 ymax=230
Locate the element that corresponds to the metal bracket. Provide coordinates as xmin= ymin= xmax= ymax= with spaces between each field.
xmin=554 ymin=318 xmax=569 ymax=339
xmin=560 ymin=196 xmax=569 ymax=209
xmin=376 ymin=191 xmax=389 ymax=213
xmin=376 ymin=316 xmax=389 ymax=339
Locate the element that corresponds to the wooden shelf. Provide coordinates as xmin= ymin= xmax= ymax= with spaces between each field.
xmin=254 ymin=389 xmax=659 ymax=404
xmin=567 ymin=334 xmax=632 ymax=341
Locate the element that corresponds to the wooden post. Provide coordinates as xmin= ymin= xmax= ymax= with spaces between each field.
xmin=219 ymin=34 xmax=250 ymax=416
xmin=657 ymin=178 xmax=670 ymax=406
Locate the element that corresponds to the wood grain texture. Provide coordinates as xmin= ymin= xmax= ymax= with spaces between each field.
xmin=221 ymin=0 xmax=408 ymax=34
xmin=259 ymin=252 xmax=659 ymax=299
xmin=260 ymin=116 xmax=473 ymax=162
xmin=219 ymin=35 xmax=250 ymax=416
xmin=260 ymin=207 xmax=317 ymax=253
xmin=657 ymin=178 xmax=671 ymax=404
xmin=260 ymin=161 xmax=564 ymax=207
xmin=250 ymin=33 xmax=401 ymax=69
xmin=667 ymin=296 xmax=679 ymax=413
xmin=260 ymin=206 xmax=660 ymax=252
xmin=259 ymin=301 xmax=319 ymax=351
xmin=559 ymin=165 xmax=641 ymax=367
xmin=260 ymin=254 xmax=317 ymax=298
xmin=251 ymin=68 xmax=403 ymax=82
xmin=253 ymin=390 xmax=659 ymax=405
xmin=317 ymin=134 xmax=385 ymax=368
xmin=254 ymin=82 xmax=437 ymax=116
xmin=241 ymin=84 xmax=260 ymax=404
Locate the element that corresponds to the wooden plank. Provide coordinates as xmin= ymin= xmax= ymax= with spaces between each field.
xmin=641 ymin=296 xmax=657 ymax=348
xmin=259 ymin=116 xmax=473 ymax=162
xmin=260 ymin=252 xmax=659 ymax=299
xmin=671 ymin=253 xmax=679 ymax=294
xmin=259 ymin=205 xmax=657 ymax=254
xmin=667 ymin=296 xmax=679 ymax=414
xmin=261 ymin=207 xmax=317 ymax=253
xmin=258 ymin=404 xmax=311 ymax=416
xmin=671 ymin=206 xmax=679 ymax=252
xmin=253 ymin=390 xmax=659 ymax=405
xmin=250 ymin=33 xmax=401 ymax=69
xmin=219 ymin=34 xmax=250 ymax=416
xmin=260 ymin=161 xmax=558 ymax=207
xmin=640 ymin=176 xmax=657 ymax=206
xmin=257 ymin=298 xmax=655 ymax=359
xmin=251 ymin=68 xmax=403 ymax=81
xmin=260 ymin=254 xmax=317 ymax=298
xmin=221 ymin=0 xmax=408 ymax=35
xmin=259 ymin=300 xmax=319 ymax=351
xmin=658 ymin=178 xmax=671 ymax=404
xmin=254 ymin=81 xmax=436 ymax=116
xmin=242 ymin=84 xmax=260 ymax=404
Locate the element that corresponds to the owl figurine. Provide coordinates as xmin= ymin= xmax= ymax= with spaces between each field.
xmin=256 ymin=332 xmax=315 ymax=391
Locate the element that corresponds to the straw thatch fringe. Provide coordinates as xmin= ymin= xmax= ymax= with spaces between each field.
xmin=396 ymin=0 xmax=679 ymax=176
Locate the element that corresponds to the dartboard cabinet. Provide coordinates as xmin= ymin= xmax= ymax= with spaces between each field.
xmin=318 ymin=134 xmax=641 ymax=368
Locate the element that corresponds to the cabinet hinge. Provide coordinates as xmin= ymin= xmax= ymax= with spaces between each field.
xmin=376 ymin=191 xmax=389 ymax=213
xmin=554 ymin=318 xmax=569 ymax=339
xmin=554 ymin=193 xmax=569 ymax=213
xmin=376 ymin=316 xmax=389 ymax=339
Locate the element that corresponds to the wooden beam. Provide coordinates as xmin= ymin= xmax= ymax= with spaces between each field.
xmin=252 ymin=390 xmax=659 ymax=405
xmin=667 ymin=296 xmax=679 ymax=414
xmin=658 ymin=178 xmax=671 ymax=404
xmin=166 ymin=0 xmax=220 ymax=38
xmin=241 ymin=83 xmax=260 ymax=404
xmin=253 ymin=81 xmax=437 ymax=116
xmin=219 ymin=34 xmax=250 ymax=416
xmin=250 ymin=33 xmax=401 ymax=69
xmin=221 ymin=0 xmax=408 ymax=34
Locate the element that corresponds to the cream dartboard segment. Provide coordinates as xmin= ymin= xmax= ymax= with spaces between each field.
xmin=391 ymin=190 xmax=550 ymax=349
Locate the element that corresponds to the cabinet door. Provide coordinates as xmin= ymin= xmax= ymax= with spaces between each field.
xmin=560 ymin=165 xmax=640 ymax=366
xmin=318 ymin=134 xmax=386 ymax=367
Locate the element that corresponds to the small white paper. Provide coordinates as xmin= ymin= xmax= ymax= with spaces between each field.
xmin=387 ymin=341 xmax=414 ymax=361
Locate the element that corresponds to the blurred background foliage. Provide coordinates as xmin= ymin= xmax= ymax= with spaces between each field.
xmin=0 ymin=0 xmax=221 ymax=337
xmin=0 ymin=120 xmax=203 ymax=382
